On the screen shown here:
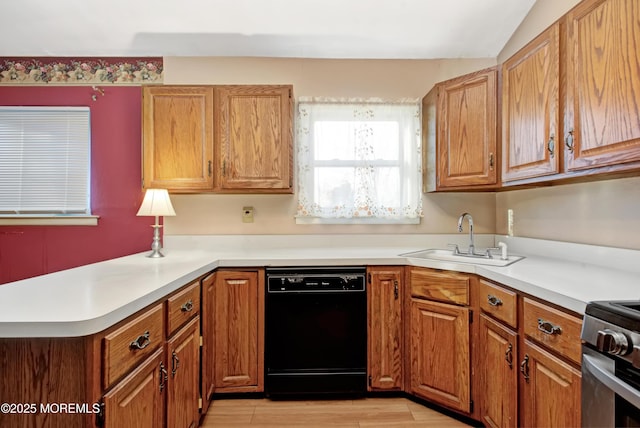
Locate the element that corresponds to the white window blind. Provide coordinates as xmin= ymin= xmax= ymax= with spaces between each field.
xmin=0 ymin=106 xmax=91 ymax=215
xmin=296 ymin=98 xmax=422 ymax=224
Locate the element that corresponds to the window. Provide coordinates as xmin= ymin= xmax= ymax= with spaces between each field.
xmin=296 ymin=98 xmax=422 ymax=224
xmin=0 ymin=106 xmax=92 ymax=218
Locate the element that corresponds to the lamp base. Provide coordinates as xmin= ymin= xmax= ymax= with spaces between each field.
xmin=146 ymin=249 xmax=165 ymax=258
xmin=147 ymin=223 xmax=165 ymax=258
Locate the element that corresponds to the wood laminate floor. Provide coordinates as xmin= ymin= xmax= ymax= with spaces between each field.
xmin=201 ymin=397 xmax=475 ymax=427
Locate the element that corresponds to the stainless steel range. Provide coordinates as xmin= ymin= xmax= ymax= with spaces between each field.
xmin=581 ymin=301 xmax=640 ymax=427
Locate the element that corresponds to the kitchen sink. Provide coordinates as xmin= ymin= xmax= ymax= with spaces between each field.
xmin=399 ymin=248 xmax=524 ymax=267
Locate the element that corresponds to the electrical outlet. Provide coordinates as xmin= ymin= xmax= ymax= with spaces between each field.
xmin=507 ymin=209 xmax=514 ymax=237
xmin=242 ymin=206 xmax=254 ymax=223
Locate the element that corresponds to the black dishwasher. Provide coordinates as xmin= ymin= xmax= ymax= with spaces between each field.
xmin=265 ymin=266 xmax=367 ymax=396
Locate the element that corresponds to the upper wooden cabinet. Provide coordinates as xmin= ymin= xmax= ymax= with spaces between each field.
xmin=502 ymin=0 xmax=640 ymax=185
xmin=215 ymin=85 xmax=293 ymax=193
xmin=423 ymin=67 xmax=498 ymax=191
xmin=564 ymin=0 xmax=640 ymax=171
xmin=142 ymin=85 xmax=293 ymax=194
xmin=502 ymin=23 xmax=560 ymax=182
xmin=142 ymin=86 xmax=215 ymax=192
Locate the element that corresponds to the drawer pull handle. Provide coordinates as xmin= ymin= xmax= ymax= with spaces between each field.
xmin=565 ymin=130 xmax=575 ymax=153
xmin=394 ymin=280 xmax=399 ymax=300
xmin=159 ymin=361 xmax=168 ymax=392
xmin=129 ymin=331 xmax=151 ymax=350
xmin=537 ymin=318 xmax=562 ymax=335
xmin=181 ymin=300 xmax=194 ymax=312
xmin=547 ymin=135 xmax=555 ymax=157
xmin=520 ymin=355 xmax=530 ymax=383
xmin=487 ymin=295 xmax=503 ymax=307
xmin=171 ymin=350 xmax=180 ymax=377
xmin=505 ymin=343 xmax=513 ymax=369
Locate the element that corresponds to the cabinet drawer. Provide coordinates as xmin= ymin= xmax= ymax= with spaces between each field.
xmin=167 ymin=280 xmax=200 ymax=336
xmin=479 ymin=280 xmax=517 ymax=328
xmin=103 ymin=303 xmax=165 ymax=388
xmin=410 ymin=268 xmax=469 ymax=305
xmin=523 ymin=298 xmax=582 ymax=365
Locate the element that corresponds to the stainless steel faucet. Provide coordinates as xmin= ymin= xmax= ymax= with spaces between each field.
xmin=457 ymin=212 xmax=475 ymax=255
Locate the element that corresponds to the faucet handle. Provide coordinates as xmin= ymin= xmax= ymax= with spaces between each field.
xmin=484 ymin=247 xmax=501 ymax=259
xmin=447 ymin=243 xmax=461 ymax=255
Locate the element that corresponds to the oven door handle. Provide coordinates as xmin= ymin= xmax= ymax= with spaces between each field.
xmin=583 ymin=353 xmax=640 ymax=409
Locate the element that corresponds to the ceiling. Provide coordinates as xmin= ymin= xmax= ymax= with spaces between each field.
xmin=0 ymin=0 xmax=537 ymax=59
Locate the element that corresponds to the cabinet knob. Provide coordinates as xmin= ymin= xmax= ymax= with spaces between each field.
xmin=181 ymin=299 xmax=194 ymax=312
xmin=394 ymin=280 xmax=399 ymax=300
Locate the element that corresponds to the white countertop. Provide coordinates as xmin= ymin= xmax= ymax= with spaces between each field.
xmin=0 ymin=234 xmax=638 ymax=338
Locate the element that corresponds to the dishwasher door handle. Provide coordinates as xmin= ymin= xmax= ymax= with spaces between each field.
xmin=583 ymin=353 xmax=640 ymax=409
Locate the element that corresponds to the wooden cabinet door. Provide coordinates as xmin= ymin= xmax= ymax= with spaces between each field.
xmin=215 ymin=85 xmax=293 ymax=192
xmin=410 ymin=298 xmax=470 ymax=413
xmin=213 ymin=270 xmax=265 ymax=392
xmin=367 ymin=266 xmax=403 ymax=391
xmin=564 ymin=0 xmax=640 ymax=171
xmin=102 ymin=348 xmax=164 ymax=428
xmin=142 ymin=86 xmax=214 ymax=192
xmin=167 ymin=317 xmax=200 ymax=428
xmin=520 ymin=340 xmax=581 ymax=428
xmin=502 ymin=23 xmax=560 ymax=182
xmin=479 ymin=314 xmax=518 ymax=428
xmin=436 ymin=68 xmax=498 ymax=188
xmin=200 ymin=272 xmax=216 ymax=414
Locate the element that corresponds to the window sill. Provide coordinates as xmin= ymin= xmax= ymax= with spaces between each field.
xmin=0 ymin=215 xmax=100 ymax=226
xmin=295 ymin=216 xmax=420 ymax=225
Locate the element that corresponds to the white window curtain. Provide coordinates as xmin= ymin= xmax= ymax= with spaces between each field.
xmin=0 ymin=106 xmax=91 ymax=215
xmin=296 ymin=97 xmax=422 ymax=224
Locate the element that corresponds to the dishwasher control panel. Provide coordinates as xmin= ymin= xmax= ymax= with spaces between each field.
xmin=266 ymin=267 xmax=366 ymax=292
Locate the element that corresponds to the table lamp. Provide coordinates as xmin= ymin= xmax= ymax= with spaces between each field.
xmin=136 ymin=188 xmax=176 ymax=258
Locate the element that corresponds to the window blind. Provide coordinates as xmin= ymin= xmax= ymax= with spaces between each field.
xmin=0 ymin=106 xmax=91 ymax=214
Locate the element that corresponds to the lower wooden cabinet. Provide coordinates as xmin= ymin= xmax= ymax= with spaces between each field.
xmin=520 ymin=340 xmax=581 ymax=428
xmin=213 ymin=269 xmax=265 ymax=392
xmin=167 ymin=317 xmax=201 ymax=428
xmin=367 ymin=266 xmax=403 ymax=391
xmin=409 ymin=298 xmax=471 ymax=413
xmin=200 ymin=272 xmax=216 ymax=414
xmin=102 ymin=348 xmax=165 ymax=428
xmin=478 ymin=314 xmax=518 ymax=428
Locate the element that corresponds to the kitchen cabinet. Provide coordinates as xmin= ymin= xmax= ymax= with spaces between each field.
xmin=213 ymin=269 xmax=265 ymax=392
xmin=367 ymin=266 xmax=403 ymax=391
xmin=214 ymin=85 xmax=293 ymax=193
xmin=520 ymin=340 xmax=581 ymax=427
xmin=101 ymin=348 xmax=165 ymax=428
xmin=167 ymin=317 xmax=200 ymax=428
xmin=200 ymin=272 xmax=216 ymax=414
xmin=142 ymin=85 xmax=294 ymax=194
xmin=407 ymin=268 xmax=472 ymax=413
xmin=423 ymin=67 xmax=498 ymax=191
xmin=479 ymin=314 xmax=518 ymax=428
xmin=501 ymin=0 xmax=640 ymax=186
xmin=564 ymin=0 xmax=640 ymax=172
xmin=102 ymin=280 xmax=202 ymax=428
xmin=142 ymin=86 xmax=215 ymax=192
xmin=501 ymin=23 xmax=560 ymax=182
xmin=477 ymin=280 xmax=519 ymax=428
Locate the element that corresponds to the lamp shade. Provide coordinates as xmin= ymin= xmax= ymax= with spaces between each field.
xmin=136 ymin=189 xmax=176 ymax=217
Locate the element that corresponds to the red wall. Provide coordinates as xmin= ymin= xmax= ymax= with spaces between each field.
xmin=0 ymin=86 xmax=151 ymax=284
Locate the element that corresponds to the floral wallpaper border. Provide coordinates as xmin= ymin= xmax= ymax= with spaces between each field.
xmin=0 ymin=57 xmax=163 ymax=84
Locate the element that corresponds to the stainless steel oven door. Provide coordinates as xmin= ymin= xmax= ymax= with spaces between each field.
xmin=582 ymin=346 xmax=640 ymax=427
